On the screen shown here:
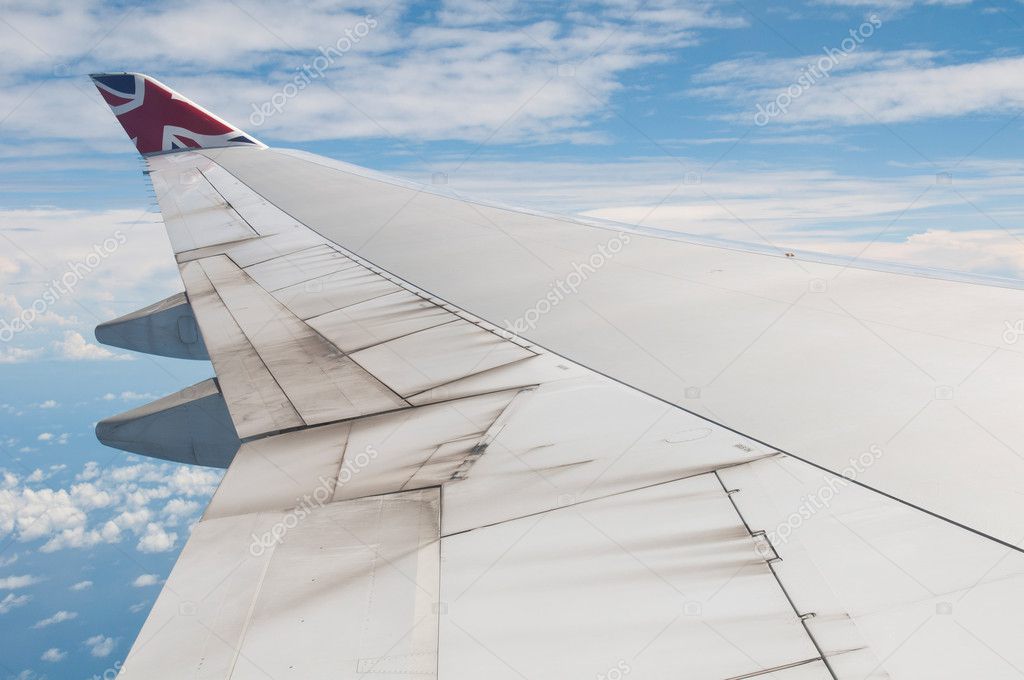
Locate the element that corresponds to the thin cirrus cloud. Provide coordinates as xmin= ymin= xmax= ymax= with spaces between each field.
xmin=33 ymin=610 xmax=78 ymax=629
xmin=0 ymin=0 xmax=747 ymax=149
xmin=694 ymin=50 xmax=1024 ymax=126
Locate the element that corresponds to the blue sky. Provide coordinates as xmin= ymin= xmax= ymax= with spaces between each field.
xmin=1 ymin=0 xmax=1024 ymax=677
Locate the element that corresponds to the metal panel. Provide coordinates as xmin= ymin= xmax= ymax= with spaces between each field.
xmin=203 ymin=420 xmax=351 ymax=519
xmin=350 ymin=320 xmax=534 ymax=397
xmin=721 ymin=457 xmax=1024 ymax=679
xmin=175 ymin=230 xmax=327 ymax=266
xmin=152 ymin=166 xmax=257 ymax=251
xmin=243 ymin=243 xmax=357 ymax=291
xmin=199 ymin=255 xmax=407 ymax=426
xmin=236 ymin=489 xmax=440 ymax=678
xmin=334 ymin=389 xmax=518 ymax=501
xmin=440 ymin=474 xmax=819 ymax=679
xmin=179 ymin=259 xmax=304 ymax=438
xmin=439 ymin=375 xmax=773 ymax=535
xmin=271 ymin=265 xmax=402 ymax=319
xmin=753 ymin=661 xmax=836 ymax=679
xmin=123 ymin=488 xmax=440 ymax=680
xmin=307 ymin=290 xmax=458 ymax=353
xmin=205 ymin=390 xmax=518 ymax=518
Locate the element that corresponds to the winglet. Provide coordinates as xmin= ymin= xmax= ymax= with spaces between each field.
xmin=90 ymin=72 xmax=264 ymax=155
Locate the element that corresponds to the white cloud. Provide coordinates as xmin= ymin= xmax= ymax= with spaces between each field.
xmin=40 ymin=648 xmax=66 ymax=662
xmin=26 ymin=465 xmax=65 ymax=483
xmin=112 ymin=508 xmax=151 ymax=533
xmin=136 ymin=522 xmax=177 ymax=553
xmin=0 ymin=575 xmax=42 ymax=589
xmin=84 ymin=635 xmax=116 ymax=658
xmin=69 ymin=580 xmax=92 ymax=591
xmin=399 ymin=155 xmax=1024 ymax=278
xmin=0 ymin=459 xmax=219 ymax=553
xmin=33 ymin=610 xmax=78 ymax=628
xmin=0 ymin=462 xmax=214 ymax=561
xmin=128 ymin=600 xmax=149 ymax=614
xmin=0 ymin=1 xmax=747 ymax=148
xmin=53 ymin=331 xmax=132 ymax=361
xmin=0 ymin=346 xmax=45 ymax=364
xmin=132 ymin=574 xmax=161 ymax=588
xmin=0 ymin=207 xmax=181 ymax=365
xmin=117 ymin=390 xmax=157 ymax=401
xmin=817 ymin=0 xmax=971 ymax=7
xmin=37 ymin=399 xmax=58 ymax=409
xmin=41 ymin=521 xmax=121 ymax=552
xmin=163 ymin=498 xmax=200 ymax=520
xmin=695 ymin=50 xmax=1024 ymax=126
xmin=36 ymin=432 xmax=53 ymax=442
xmin=77 ymin=461 xmax=101 ymax=481
xmin=0 ymin=592 xmax=31 ymax=614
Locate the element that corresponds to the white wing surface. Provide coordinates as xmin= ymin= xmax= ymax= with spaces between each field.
xmin=91 ymin=73 xmax=1024 ymax=680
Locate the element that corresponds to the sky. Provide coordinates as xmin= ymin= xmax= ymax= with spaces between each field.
xmin=1 ymin=0 xmax=1024 ymax=677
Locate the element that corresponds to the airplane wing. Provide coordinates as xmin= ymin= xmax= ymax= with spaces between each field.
xmin=91 ymin=73 xmax=1024 ymax=679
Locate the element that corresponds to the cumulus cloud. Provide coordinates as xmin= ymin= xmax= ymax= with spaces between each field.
xmin=0 ymin=592 xmax=31 ymax=614
xmin=52 ymin=331 xmax=132 ymax=361
xmin=36 ymin=432 xmax=68 ymax=445
xmin=69 ymin=580 xmax=92 ymax=591
xmin=0 ymin=347 xmax=45 ymax=364
xmin=132 ymin=574 xmax=161 ymax=588
xmin=77 ymin=461 xmax=101 ymax=481
xmin=0 ymin=461 xmax=220 ymax=553
xmin=115 ymin=391 xmax=157 ymax=401
xmin=0 ymin=575 xmax=42 ymax=589
xmin=33 ymin=610 xmax=78 ymax=628
xmin=40 ymin=648 xmax=66 ymax=662
xmin=136 ymin=523 xmax=177 ymax=553
xmin=25 ymin=465 xmax=66 ymax=483
xmin=84 ymin=635 xmax=116 ymax=658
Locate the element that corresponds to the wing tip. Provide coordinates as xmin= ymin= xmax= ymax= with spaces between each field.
xmin=89 ymin=72 xmax=266 ymax=155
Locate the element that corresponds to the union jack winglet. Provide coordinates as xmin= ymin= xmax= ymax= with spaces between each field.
xmin=90 ymin=72 xmax=264 ymax=155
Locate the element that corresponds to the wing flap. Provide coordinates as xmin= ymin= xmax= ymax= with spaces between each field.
xmin=440 ymin=474 xmax=820 ymax=679
xmin=123 ymin=488 xmax=440 ymax=679
xmin=195 ymin=254 xmax=407 ymax=428
xmin=179 ymin=259 xmax=304 ymax=437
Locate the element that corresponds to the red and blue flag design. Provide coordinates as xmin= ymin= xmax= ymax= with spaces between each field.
xmin=90 ymin=73 xmax=262 ymax=155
